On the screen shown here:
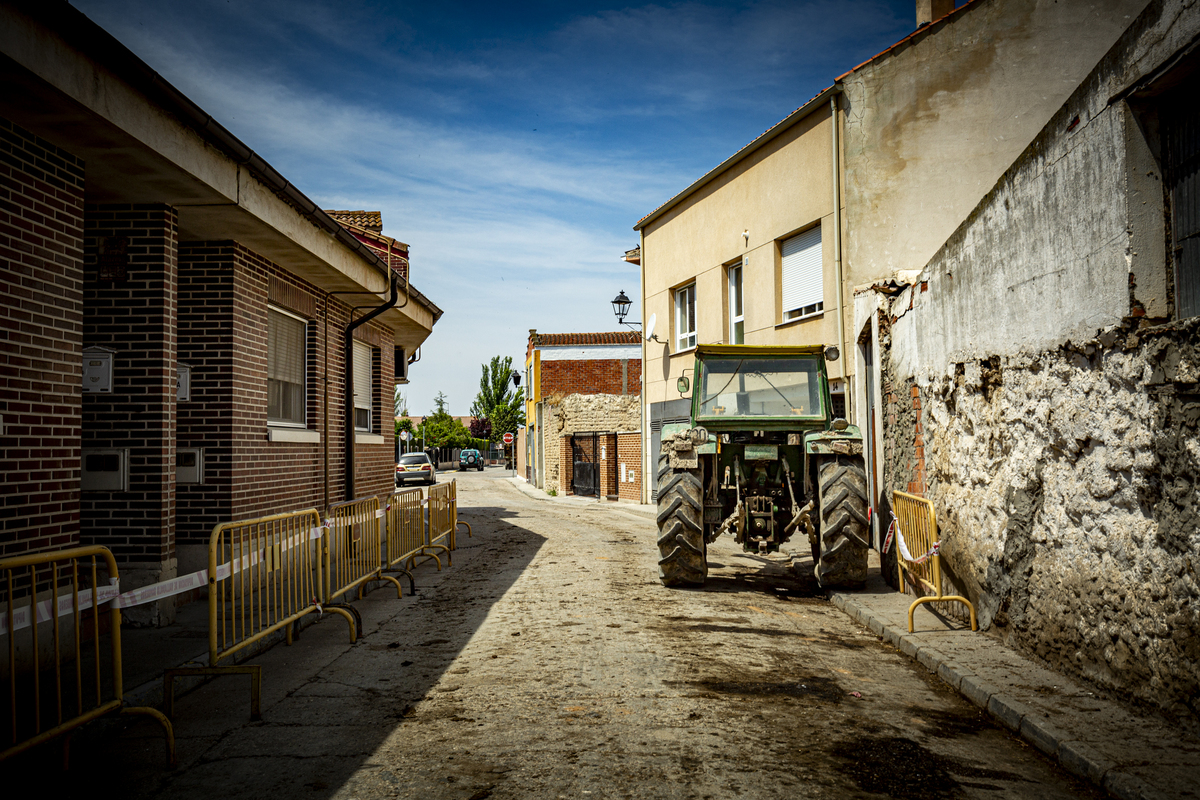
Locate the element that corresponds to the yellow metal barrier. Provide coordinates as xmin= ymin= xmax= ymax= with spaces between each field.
xmin=209 ymin=509 xmax=355 ymax=666
xmin=385 ymin=488 xmax=434 ymax=577
xmin=427 ymin=481 xmax=457 ymax=566
xmin=326 ymin=495 xmax=403 ymax=602
xmin=892 ymin=491 xmax=978 ymax=633
xmin=1 ymin=546 xmax=174 ymax=766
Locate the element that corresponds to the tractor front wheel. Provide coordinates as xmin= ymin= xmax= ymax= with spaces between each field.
xmin=815 ymin=455 xmax=870 ymax=588
xmin=656 ymin=453 xmax=706 ymax=586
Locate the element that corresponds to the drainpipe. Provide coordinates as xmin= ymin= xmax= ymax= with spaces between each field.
xmin=344 ymin=272 xmax=400 ymax=502
xmin=830 ymin=91 xmax=848 ymax=388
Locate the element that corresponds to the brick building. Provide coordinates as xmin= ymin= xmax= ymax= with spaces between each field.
xmin=523 ymin=330 xmax=641 ymax=500
xmin=0 ymin=2 xmax=441 ymax=623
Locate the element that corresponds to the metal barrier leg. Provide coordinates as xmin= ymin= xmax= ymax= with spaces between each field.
xmin=356 ymin=573 xmax=405 ymax=600
xmin=907 ymin=594 xmax=978 ymax=633
xmin=322 ymin=604 xmax=361 ymax=642
xmin=121 ymin=705 xmax=177 ymax=768
xmin=384 ymin=567 xmax=417 ymax=595
xmin=457 ymin=520 xmax=472 ymax=538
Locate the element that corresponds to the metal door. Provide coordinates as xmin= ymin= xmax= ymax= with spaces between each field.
xmin=571 ymin=432 xmax=599 ymax=497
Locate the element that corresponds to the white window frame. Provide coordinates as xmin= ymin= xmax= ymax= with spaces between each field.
xmin=728 ymin=261 xmax=744 ymax=344
xmin=781 ymin=226 xmax=824 ymax=322
xmin=268 ymin=306 xmax=308 ymax=428
xmin=674 ymin=282 xmax=697 ymax=352
xmin=352 ymin=340 xmax=375 ymax=433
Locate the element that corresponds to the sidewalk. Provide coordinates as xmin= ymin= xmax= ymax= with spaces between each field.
xmin=566 ymin=487 xmax=1199 ymax=800
xmin=505 ymin=476 xmax=656 ymax=520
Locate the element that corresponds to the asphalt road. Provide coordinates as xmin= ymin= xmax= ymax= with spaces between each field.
xmin=43 ymin=469 xmax=1103 ymax=799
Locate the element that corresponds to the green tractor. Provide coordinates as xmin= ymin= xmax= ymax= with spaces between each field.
xmin=657 ymin=344 xmax=869 ymax=588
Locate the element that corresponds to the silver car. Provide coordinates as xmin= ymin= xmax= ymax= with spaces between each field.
xmin=396 ymin=453 xmax=436 ymax=486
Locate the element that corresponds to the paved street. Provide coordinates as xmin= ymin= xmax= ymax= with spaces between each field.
xmin=50 ymin=470 xmax=1101 ymax=799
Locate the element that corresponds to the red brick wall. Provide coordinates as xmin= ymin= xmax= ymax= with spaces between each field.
xmin=599 ymin=433 xmax=618 ymax=499
xmin=617 ymin=432 xmax=642 ymax=502
xmin=539 ymin=358 xmax=641 ymax=399
xmin=82 ymin=204 xmax=177 ymax=566
xmin=0 ymin=118 xmax=85 ymax=558
xmin=559 ymin=436 xmax=573 ymax=495
xmin=175 ymin=242 xmax=395 ymax=545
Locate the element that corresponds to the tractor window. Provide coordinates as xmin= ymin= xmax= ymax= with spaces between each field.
xmin=697 ymin=358 xmax=822 ymax=418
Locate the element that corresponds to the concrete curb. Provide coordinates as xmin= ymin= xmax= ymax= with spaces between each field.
xmin=831 ymin=593 xmax=1135 ymax=799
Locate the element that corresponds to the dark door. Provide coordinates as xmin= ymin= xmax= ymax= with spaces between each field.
xmin=571 ymin=433 xmax=599 ymax=497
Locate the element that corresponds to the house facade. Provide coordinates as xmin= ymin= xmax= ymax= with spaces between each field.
xmin=0 ymin=1 xmax=441 ymax=624
xmin=633 ymin=0 xmax=1148 ymax=518
xmin=523 ymin=330 xmax=642 ymax=500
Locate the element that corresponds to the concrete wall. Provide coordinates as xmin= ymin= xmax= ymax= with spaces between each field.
xmin=879 ymin=0 xmax=1200 ymax=715
xmin=842 ymin=0 xmax=1149 ymax=286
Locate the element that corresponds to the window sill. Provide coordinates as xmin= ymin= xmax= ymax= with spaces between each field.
xmin=670 ymin=346 xmax=697 ymax=357
xmin=268 ymin=427 xmax=320 ymax=443
xmin=356 ymin=432 xmax=385 ymax=445
xmin=775 ymin=312 xmax=824 ymax=330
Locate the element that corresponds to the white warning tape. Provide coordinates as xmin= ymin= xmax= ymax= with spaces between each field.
xmin=885 ymin=512 xmax=939 ymax=564
xmin=0 ymin=524 xmax=328 ymax=636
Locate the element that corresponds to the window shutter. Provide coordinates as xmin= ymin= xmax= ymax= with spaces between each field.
xmin=781 ymin=227 xmax=823 ymax=314
xmin=353 ymin=341 xmax=372 ymax=413
xmin=269 ymin=311 xmax=304 ymax=385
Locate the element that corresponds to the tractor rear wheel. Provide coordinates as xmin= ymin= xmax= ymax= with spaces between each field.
xmin=815 ymin=455 xmax=870 ymax=588
xmin=656 ymin=453 xmax=706 ymax=586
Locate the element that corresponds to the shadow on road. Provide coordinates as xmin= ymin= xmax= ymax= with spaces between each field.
xmin=29 ymin=503 xmax=546 ymax=799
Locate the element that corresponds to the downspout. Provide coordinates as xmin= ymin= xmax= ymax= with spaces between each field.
xmin=344 ymin=273 xmax=399 ymax=502
xmin=639 ymin=228 xmax=649 ymax=504
xmin=830 ymin=91 xmax=848 ymax=388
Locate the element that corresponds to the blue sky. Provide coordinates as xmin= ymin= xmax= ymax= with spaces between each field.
xmin=74 ymin=0 xmax=921 ymax=417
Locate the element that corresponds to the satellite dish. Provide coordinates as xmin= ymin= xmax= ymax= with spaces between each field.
xmin=646 ymin=313 xmax=656 ymax=341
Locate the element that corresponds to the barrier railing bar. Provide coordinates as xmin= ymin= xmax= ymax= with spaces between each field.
xmin=892 ymin=491 xmax=978 ymax=633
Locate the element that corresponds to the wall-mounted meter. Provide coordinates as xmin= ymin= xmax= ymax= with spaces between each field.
xmin=82 ymin=346 xmax=116 ymax=393
xmin=178 ymin=364 xmax=191 ymax=402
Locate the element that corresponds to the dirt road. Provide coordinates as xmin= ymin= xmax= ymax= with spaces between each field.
xmin=57 ymin=471 xmax=1102 ymax=799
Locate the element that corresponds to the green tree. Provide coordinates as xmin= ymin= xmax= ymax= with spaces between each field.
xmin=394 ymin=386 xmax=408 ymax=417
xmin=417 ymin=393 xmax=470 ymax=448
xmin=470 ymin=356 xmax=525 ymax=438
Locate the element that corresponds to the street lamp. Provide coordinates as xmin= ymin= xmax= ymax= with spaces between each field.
xmin=611 ymin=289 xmax=661 ymax=342
xmin=612 ymin=290 xmax=632 ymax=324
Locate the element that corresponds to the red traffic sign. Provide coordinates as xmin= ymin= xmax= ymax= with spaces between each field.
xmin=502 ymin=432 xmax=514 ymax=445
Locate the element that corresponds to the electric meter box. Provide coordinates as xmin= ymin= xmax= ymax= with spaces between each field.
xmin=81 ymin=448 xmax=128 ymax=491
xmin=82 ymin=346 xmax=115 ymax=393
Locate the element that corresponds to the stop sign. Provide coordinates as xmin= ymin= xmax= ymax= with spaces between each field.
xmin=502 ymin=432 xmax=514 ymax=445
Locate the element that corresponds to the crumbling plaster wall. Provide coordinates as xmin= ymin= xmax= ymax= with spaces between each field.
xmin=841 ymin=0 xmax=1149 ymax=285
xmin=882 ymin=0 xmax=1200 ymax=716
xmin=542 ymin=393 xmax=640 ymax=494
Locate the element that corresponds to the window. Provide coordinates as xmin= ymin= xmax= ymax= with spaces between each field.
xmin=352 ymin=339 xmax=375 ymax=432
xmin=268 ymin=307 xmax=306 ymax=426
xmin=674 ymin=282 xmax=696 ymax=351
xmin=781 ymin=226 xmax=823 ymax=321
xmin=728 ymin=261 xmax=744 ymax=344
xmin=1165 ymin=93 xmax=1200 ymax=318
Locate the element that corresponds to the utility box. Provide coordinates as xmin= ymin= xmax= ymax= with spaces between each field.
xmin=82 ymin=346 xmax=115 ymax=393
xmin=81 ymin=448 xmax=128 ymax=491
xmin=177 ymin=448 xmax=203 ymax=484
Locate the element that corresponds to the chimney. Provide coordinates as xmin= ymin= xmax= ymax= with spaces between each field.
xmin=916 ymin=0 xmax=954 ymax=27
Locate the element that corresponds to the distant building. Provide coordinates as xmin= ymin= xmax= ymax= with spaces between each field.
xmin=524 ymin=331 xmax=642 ymax=500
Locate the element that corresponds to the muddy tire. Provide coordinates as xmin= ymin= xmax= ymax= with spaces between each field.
xmin=815 ymin=455 xmax=869 ymax=588
xmin=656 ymin=452 xmax=706 ymax=586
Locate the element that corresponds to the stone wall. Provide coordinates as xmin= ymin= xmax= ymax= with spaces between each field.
xmin=878 ymin=0 xmax=1200 ymax=716
xmin=542 ymin=394 xmax=640 ymax=494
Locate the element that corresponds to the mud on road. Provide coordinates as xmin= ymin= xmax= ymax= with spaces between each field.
xmin=55 ymin=472 xmax=1103 ymax=799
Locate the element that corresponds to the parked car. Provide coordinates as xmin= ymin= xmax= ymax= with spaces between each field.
xmin=396 ymin=453 xmax=436 ymax=486
xmin=459 ymin=448 xmax=484 ymax=471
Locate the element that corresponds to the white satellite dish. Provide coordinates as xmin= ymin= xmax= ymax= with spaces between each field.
xmin=645 ymin=313 xmax=656 ymax=342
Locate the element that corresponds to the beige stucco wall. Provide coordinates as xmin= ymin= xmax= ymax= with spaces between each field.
xmin=841 ymin=0 xmax=1150 ymax=285
xmin=641 ymin=105 xmax=847 ymax=409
